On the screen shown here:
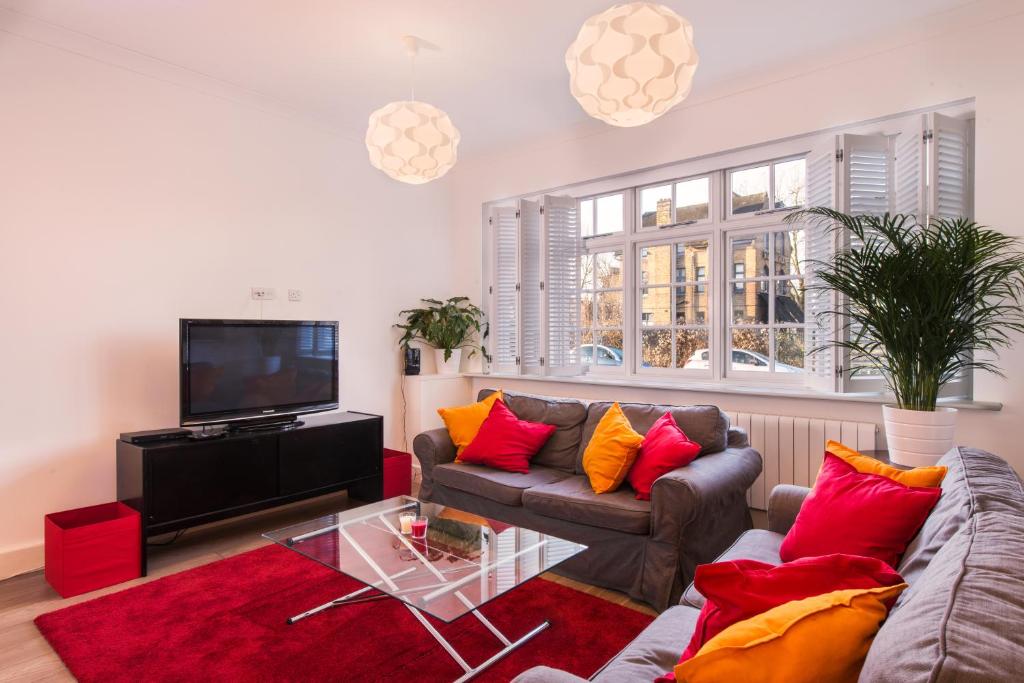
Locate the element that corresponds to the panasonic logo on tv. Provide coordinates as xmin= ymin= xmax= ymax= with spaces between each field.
xmin=262 ymin=409 xmax=275 ymax=413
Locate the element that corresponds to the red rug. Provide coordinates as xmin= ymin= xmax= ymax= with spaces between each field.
xmin=36 ymin=544 xmax=653 ymax=682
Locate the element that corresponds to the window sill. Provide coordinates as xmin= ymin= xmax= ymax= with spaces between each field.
xmin=463 ymin=372 xmax=1002 ymax=411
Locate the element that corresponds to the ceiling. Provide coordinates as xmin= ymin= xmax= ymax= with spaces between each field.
xmin=3 ymin=0 xmax=975 ymax=157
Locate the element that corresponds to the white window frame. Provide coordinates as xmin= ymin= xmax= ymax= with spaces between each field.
xmin=635 ymin=173 xmax=714 ymax=233
xmin=723 ymin=224 xmax=807 ymax=385
xmin=579 ymin=189 xmax=630 ymax=242
xmin=726 ymin=154 xmax=808 ymax=221
xmin=579 ymin=245 xmax=628 ymax=374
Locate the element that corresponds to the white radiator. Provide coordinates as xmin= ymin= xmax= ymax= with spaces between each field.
xmin=728 ymin=412 xmax=878 ymax=510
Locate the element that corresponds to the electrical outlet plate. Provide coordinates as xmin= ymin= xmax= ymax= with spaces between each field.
xmin=251 ymin=287 xmax=275 ymax=300
xmin=288 ymin=289 xmax=302 ymax=302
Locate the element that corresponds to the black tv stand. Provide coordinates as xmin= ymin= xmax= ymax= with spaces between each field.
xmin=117 ymin=411 xmax=383 ymax=575
xmin=228 ymin=416 xmax=304 ymax=433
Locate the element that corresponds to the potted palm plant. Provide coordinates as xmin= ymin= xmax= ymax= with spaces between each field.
xmin=789 ymin=208 xmax=1024 ymax=465
xmin=396 ymin=297 xmax=489 ymax=374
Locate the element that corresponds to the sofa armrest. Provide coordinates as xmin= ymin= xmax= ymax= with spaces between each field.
xmin=412 ymin=428 xmax=456 ymax=498
xmin=767 ymin=484 xmax=811 ymax=534
xmin=650 ymin=446 xmax=763 ymax=547
xmin=511 ymin=666 xmax=589 ymax=683
xmin=727 ymin=426 xmax=749 ymax=448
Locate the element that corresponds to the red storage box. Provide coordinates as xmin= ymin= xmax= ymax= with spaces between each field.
xmin=383 ymin=449 xmax=413 ymax=498
xmin=45 ymin=502 xmax=141 ymax=598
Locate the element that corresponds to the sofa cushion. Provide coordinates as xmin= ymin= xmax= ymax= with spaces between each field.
xmin=478 ymin=390 xmax=587 ymax=472
xmin=432 ymin=463 xmax=570 ymax=507
xmin=522 ymin=476 xmax=651 ymax=534
xmin=860 ymin=510 xmax=1024 ymax=682
xmin=576 ymin=403 xmax=727 ymax=473
xmin=897 ymin=446 xmax=1021 ymax=587
xmin=682 ymin=529 xmax=783 ymax=609
xmin=592 ymin=605 xmax=700 ymax=683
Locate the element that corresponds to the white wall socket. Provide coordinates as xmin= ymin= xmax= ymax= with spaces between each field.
xmin=250 ymin=287 xmax=275 ymax=300
xmin=288 ymin=289 xmax=302 ymax=302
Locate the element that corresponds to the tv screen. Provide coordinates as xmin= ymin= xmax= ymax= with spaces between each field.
xmin=179 ymin=319 xmax=338 ymax=426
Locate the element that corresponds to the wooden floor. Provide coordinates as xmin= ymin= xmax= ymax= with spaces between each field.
xmin=0 ymin=492 xmax=655 ymax=682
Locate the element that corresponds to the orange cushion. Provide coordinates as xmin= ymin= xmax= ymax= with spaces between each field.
xmin=437 ymin=391 xmax=503 ymax=456
xmin=825 ymin=440 xmax=947 ymax=488
xmin=582 ymin=403 xmax=644 ymax=494
xmin=674 ymin=583 xmax=907 ymax=683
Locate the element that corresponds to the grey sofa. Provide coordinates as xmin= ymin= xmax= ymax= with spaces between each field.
xmin=413 ymin=390 xmax=762 ymax=611
xmin=514 ymin=447 xmax=1024 ymax=682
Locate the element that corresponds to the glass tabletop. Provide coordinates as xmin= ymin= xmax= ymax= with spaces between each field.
xmin=263 ymin=496 xmax=588 ymax=623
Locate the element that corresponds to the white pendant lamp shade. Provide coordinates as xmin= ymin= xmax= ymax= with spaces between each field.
xmin=565 ymin=2 xmax=699 ymax=128
xmin=365 ymin=100 xmax=460 ymax=185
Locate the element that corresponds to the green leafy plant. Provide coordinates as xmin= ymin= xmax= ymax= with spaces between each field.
xmin=787 ymin=208 xmax=1024 ymax=410
xmin=396 ymin=297 xmax=489 ymax=362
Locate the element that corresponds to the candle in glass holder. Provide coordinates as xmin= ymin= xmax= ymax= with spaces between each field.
xmin=399 ymin=512 xmax=415 ymax=535
xmin=411 ymin=515 xmax=428 ymax=540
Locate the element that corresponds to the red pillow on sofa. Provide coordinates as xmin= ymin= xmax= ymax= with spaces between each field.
xmin=458 ymin=399 xmax=556 ymax=473
xmin=627 ymin=412 xmax=701 ymax=500
xmin=779 ymin=453 xmax=941 ymax=567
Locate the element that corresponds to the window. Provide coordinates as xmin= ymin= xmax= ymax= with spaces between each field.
xmin=729 ymin=157 xmax=806 ymax=217
xmin=580 ymin=250 xmax=624 ymax=367
xmin=637 ymin=239 xmax=710 ymax=371
xmin=728 ymin=229 xmax=806 ymax=375
xmin=580 ymin=191 xmax=626 ymax=237
xmin=639 ymin=175 xmax=710 ymax=229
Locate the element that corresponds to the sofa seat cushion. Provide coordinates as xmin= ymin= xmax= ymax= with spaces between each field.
xmin=522 ymin=476 xmax=651 ymax=535
xmin=682 ymin=529 xmax=783 ymax=609
xmin=478 ymin=390 xmax=587 ymax=473
xmin=592 ymin=605 xmax=700 ymax=682
xmin=433 ymin=463 xmax=570 ymax=507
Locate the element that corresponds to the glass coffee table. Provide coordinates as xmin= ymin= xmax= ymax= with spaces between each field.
xmin=263 ymin=496 xmax=587 ymax=682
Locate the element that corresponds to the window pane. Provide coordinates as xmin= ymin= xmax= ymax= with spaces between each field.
xmin=774 ymin=158 xmax=807 ymax=209
xmin=775 ymin=280 xmax=805 ymax=323
xmin=731 ymin=165 xmax=769 ymax=214
xmin=579 ymin=293 xmax=594 ymax=327
xmin=598 ymin=331 xmax=624 ymax=366
xmin=773 ymin=229 xmax=806 ymax=276
xmin=639 ymin=244 xmax=671 ymax=286
xmin=731 ymin=282 xmax=768 ymax=324
xmin=675 ymin=329 xmax=709 ymax=369
xmin=775 ymin=328 xmax=806 ymax=371
xmin=731 ymin=329 xmax=770 ymax=372
xmin=640 ymin=287 xmax=671 ymax=327
xmin=675 ymin=177 xmax=710 ymax=222
xmin=674 ymin=239 xmax=709 ymax=282
xmin=675 ymin=285 xmax=707 ymax=324
xmin=640 ymin=184 xmax=673 ymax=228
xmin=596 ymin=291 xmax=623 ymax=327
xmin=641 ymin=329 xmax=672 ymax=368
xmin=580 ymin=253 xmax=594 ymax=289
xmin=730 ymin=234 xmax=769 ymax=280
xmin=596 ymin=194 xmax=624 ymax=234
xmin=580 ymin=199 xmax=594 ymax=237
xmin=594 ymin=250 xmax=623 ymax=289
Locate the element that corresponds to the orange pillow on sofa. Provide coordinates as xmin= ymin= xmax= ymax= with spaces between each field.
xmin=673 ymin=583 xmax=906 ymax=683
xmin=823 ymin=440 xmax=947 ymax=488
xmin=437 ymin=391 xmax=503 ymax=456
xmin=582 ymin=403 xmax=644 ymax=494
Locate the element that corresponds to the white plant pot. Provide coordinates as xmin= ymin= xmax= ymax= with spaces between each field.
xmin=882 ymin=405 xmax=957 ymax=467
xmin=433 ymin=348 xmax=462 ymax=375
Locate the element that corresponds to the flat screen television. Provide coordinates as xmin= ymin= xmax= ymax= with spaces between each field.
xmin=179 ymin=319 xmax=339 ymax=428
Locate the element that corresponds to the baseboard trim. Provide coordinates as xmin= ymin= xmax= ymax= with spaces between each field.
xmin=0 ymin=541 xmax=44 ymax=581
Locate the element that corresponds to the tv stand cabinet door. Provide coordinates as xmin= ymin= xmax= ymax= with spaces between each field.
xmin=147 ymin=438 xmax=277 ymax=525
xmin=278 ymin=422 xmax=381 ymax=497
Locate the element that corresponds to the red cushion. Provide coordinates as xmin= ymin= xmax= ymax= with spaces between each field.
xmin=458 ymin=399 xmax=556 ymax=473
xmin=627 ymin=412 xmax=701 ymax=500
xmin=779 ymin=453 xmax=941 ymax=567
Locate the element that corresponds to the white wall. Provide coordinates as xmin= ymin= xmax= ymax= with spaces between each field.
xmin=449 ymin=1 xmax=1024 ymax=474
xmin=0 ymin=29 xmax=458 ymax=577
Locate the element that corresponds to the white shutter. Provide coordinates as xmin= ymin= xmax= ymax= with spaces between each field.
xmin=893 ymin=115 xmax=926 ymax=220
xmin=928 ymin=113 xmax=970 ymax=221
xmin=490 ymin=206 xmax=519 ymax=373
xmin=541 ymin=195 xmax=584 ymax=375
xmin=518 ymin=199 xmax=543 ymax=375
xmin=802 ymin=137 xmax=839 ymax=392
xmin=838 ymin=134 xmax=890 ymax=393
